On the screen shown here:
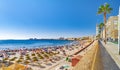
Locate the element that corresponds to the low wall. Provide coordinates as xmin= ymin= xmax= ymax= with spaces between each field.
xmin=74 ymin=41 xmax=94 ymax=55
xmin=72 ymin=40 xmax=103 ymax=70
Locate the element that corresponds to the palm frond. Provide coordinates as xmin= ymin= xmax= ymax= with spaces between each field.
xmin=97 ymin=3 xmax=112 ymax=14
xmin=97 ymin=5 xmax=104 ymax=14
xmin=99 ymin=23 xmax=104 ymax=29
xmin=105 ymin=3 xmax=110 ymax=9
xmin=107 ymin=8 xmax=113 ymax=13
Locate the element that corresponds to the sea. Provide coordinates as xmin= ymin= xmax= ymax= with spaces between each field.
xmin=0 ymin=39 xmax=74 ymax=50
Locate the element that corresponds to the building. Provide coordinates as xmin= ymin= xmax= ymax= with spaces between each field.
xmin=106 ymin=16 xmax=118 ymax=42
xmin=99 ymin=26 xmax=104 ymax=40
xmin=96 ymin=24 xmax=99 ymax=36
xmin=66 ymin=38 xmax=81 ymax=40
xmin=66 ymin=38 xmax=75 ymax=40
xmin=96 ymin=24 xmax=101 ymax=36
xmin=102 ymin=27 xmax=106 ymax=40
xmin=59 ymin=37 xmax=65 ymax=40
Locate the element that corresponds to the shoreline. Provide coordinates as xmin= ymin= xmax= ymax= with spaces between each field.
xmin=0 ymin=40 xmax=93 ymax=70
xmin=0 ymin=40 xmax=77 ymax=51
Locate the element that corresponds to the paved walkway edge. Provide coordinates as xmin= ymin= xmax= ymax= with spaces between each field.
xmin=99 ymin=40 xmax=120 ymax=69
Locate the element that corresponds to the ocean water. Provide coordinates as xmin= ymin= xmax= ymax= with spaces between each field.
xmin=0 ymin=39 xmax=74 ymax=50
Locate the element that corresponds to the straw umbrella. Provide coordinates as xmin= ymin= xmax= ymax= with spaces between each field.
xmin=32 ymin=57 xmax=38 ymax=62
xmin=8 ymin=57 xmax=17 ymax=65
xmin=0 ymin=64 xmax=12 ymax=70
xmin=1 ymin=64 xmax=5 ymax=70
xmin=31 ymin=53 xmax=35 ymax=56
xmin=24 ymin=60 xmax=30 ymax=70
xmin=16 ymin=59 xmax=22 ymax=64
xmin=8 ymin=62 xmax=25 ymax=70
xmin=37 ymin=54 xmax=44 ymax=59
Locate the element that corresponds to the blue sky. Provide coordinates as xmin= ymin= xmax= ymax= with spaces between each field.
xmin=0 ymin=0 xmax=119 ymax=39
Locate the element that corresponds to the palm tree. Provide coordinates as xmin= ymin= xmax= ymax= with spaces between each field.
xmin=99 ymin=23 xmax=104 ymax=38
xmin=99 ymin=23 xmax=104 ymax=29
xmin=97 ymin=3 xmax=112 ymax=44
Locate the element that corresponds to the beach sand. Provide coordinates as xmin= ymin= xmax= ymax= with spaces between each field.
xmin=0 ymin=40 xmax=94 ymax=70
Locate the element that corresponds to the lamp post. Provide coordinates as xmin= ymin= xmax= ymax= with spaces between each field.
xmin=118 ymin=6 xmax=120 ymax=55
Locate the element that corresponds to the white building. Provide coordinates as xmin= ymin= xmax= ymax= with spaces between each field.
xmin=106 ymin=16 xmax=118 ymax=41
xmin=96 ymin=24 xmax=100 ymax=36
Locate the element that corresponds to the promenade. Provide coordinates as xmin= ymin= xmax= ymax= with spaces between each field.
xmin=100 ymin=41 xmax=120 ymax=70
xmin=73 ymin=40 xmax=120 ymax=70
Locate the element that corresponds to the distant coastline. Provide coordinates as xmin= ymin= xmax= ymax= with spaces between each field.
xmin=0 ymin=39 xmax=75 ymax=50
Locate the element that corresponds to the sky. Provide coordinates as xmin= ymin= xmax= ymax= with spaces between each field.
xmin=0 ymin=0 xmax=119 ymax=39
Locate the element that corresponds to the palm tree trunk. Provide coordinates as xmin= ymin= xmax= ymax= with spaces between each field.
xmin=104 ymin=12 xmax=107 ymax=44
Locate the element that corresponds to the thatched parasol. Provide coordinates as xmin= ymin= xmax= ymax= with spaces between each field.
xmin=0 ymin=64 xmax=12 ymax=70
xmin=8 ymin=63 xmax=25 ymax=70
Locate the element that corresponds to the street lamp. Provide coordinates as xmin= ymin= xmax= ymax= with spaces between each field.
xmin=118 ymin=6 xmax=120 ymax=55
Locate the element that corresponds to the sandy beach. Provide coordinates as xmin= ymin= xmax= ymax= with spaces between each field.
xmin=0 ymin=40 xmax=94 ymax=70
xmin=50 ymin=40 xmax=95 ymax=70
